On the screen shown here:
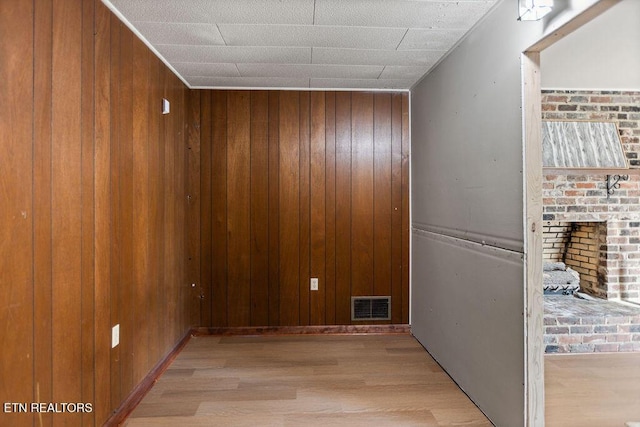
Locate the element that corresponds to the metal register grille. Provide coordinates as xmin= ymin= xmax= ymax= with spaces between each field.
xmin=351 ymin=296 xmax=391 ymax=321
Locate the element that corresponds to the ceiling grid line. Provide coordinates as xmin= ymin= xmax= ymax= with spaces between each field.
xmin=217 ymin=24 xmax=229 ymax=46
xmin=313 ymin=0 xmax=317 ymax=26
xmin=395 ymin=28 xmax=410 ymax=51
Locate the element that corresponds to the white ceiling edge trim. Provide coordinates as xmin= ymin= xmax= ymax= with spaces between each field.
xmin=190 ymin=86 xmax=411 ymax=92
xmin=409 ymin=0 xmax=503 ymax=92
xmin=101 ymin=0 xmax=193 ymax=89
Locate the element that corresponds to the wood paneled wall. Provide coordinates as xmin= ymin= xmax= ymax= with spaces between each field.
xmin=0 ymin=1 xmax=193 ymax=425
xmin=1 ymin=0 xmax=410 ymax=423
xmin=193 ymin=90 xmax=410 ymax=327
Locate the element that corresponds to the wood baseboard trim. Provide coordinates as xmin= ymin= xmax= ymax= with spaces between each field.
xmin=192 ymin=324 xmax=411 ymax=336
xmin=104 ymin=328 xmax=193 ymax=427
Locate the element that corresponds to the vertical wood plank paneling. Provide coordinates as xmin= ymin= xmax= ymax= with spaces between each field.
xmin=174 ymin=75 xmax=183 ymax=338
xmin=324 ymin=92 xmax=337 ymax=324
xmin=147 ymin=55 xmax=162 ymax=367
xmin=80 ymin=1 xmax=96 ymax=424
xmin=174 ymin=74 xmax=188 ymax=333
xmin=165 ymin=71 xmax=175 ymax=347
xmin=187 ymin=89 xmax=202 ymax=327
xmin=3 ymin=2 xmax=194 ymax=425
xmin=310 ymin=92 xmax=326 ymax=325
xmin=183 ymin=85 xmax=191 ymax=329
xmin=211 ymin=91 xmax=228 ymax=326
xmin=109 ymin=13 xmax=122 ymax=411
xmin=0 ymin=1 xmax=34 ymax=425
xmin=335 ymin=92 xmax=352 ymax=324
xmin=279 ymin=91 xmax=301 ymax=326
xmin=199 ymin=91 xmax=213 ymax=325
xmin=351 ymin=92 xmax=375 ymax=297
xmin=160 ymin=66 xmax=170 ymax=349
xmin=250 ymin=91 xmax=270 ymax=326
xmin=373 ymin=93 xmax=392 ymax=300
xmin=390 ymin=94 xmax=403 ymax=324
xmin=177 ymin=75 xmax=187 ymax=334
xmin=33 ymin=0 xmax=53 ymax=424
xmin=143 ymin=58 xmax=156 ymax=372
xmin=401 ymin=94 xmax=410 ymax=322
xmin=299 ymin=92 xmax=311 ymax=326
xmin=268 ymin=92 xmax=280 ymax=325
xmin=155 ymin=64 xmax=168 ymax=361
xmin=118 ymin=22 xmax=135 ymax=400
xmin=132 ymin=37 xmax=150 ymax=385
xmin=200 ymin=89 xmax=408 ymax=327
xmin=227 ymin=91 xmax=252 ymax=326
xmin=93 ymin=2 xmax=112 ymax=421
xmin=52 ymin=1 xmax=83 ymax=423
xmin=162 ymin=66 xmax=176 ymax=351
xmin=176 ymin=77 xmax=184 ymax=338
xmin=172 ymin=73 xmax=184 ymax=345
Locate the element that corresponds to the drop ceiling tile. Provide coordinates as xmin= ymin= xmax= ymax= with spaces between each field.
xmin=156 ymin=45 xmax=311 ymax=64
xmin=237 ymin=63 xmax=383 ymax=79
xmin=398 ymin=28 xmax=468 ymax=50
xmin=131 ymin=22 xmax=225 ymax=46
xmin=314 ymin=0 xmax=495 ymax=29
xmin=217 ymin=24 xmax=407 ymax=50
xmin=310 ymin=78 xmax=413 ymax=90
xmin=312 ymin=48 xmax=443 ymax=66
xmin=187 ymin=76 xmax=310 ymax=88
xmin=379 ymin=66 xmax=430 ymax=80
xmin=108 ymin=0 xmax=315 ymax=24
xmin=106 ymin=0 xmax=498 ymax=91
xmin=172 ymin=63 xmax=239 ymax=77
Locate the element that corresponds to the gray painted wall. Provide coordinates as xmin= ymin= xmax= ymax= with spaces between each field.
xmin=410 ymin=0 xmax=602 ymax=425
xmin=542 ymin=0 xmax=640 ymax=90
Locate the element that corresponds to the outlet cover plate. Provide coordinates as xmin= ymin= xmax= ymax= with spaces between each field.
xmin=112 ymin=324 xmax=120 ymax=348
xmin=310 ymin=278 xmax=319 ymax=291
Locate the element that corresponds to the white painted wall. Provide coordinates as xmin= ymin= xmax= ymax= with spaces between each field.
xmin=542 ymin=0 xmax=640 ymax=90
xmin=410 ymin=0 xmax=606 ymax=425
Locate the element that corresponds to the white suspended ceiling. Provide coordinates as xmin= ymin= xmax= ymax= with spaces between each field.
xmin=104 ymin=0 xmax=498 ymax=90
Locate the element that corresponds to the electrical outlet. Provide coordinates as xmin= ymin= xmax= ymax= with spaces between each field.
xmin=112 ymin=324 xmax=120 ymax=349
xmin=310 ymin=278 xmax=319 ymax=291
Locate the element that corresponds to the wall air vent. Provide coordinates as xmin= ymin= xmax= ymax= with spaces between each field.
xmin=351 ymin=296 xmax=391 ymax=321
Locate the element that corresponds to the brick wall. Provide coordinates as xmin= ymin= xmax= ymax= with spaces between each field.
xmin=542 ymin=223 xmax=571 ymax=262
xmin=544 ymin=314 xmax=640 ymax=354
xmin=542 ymin=90 xmax=640 ymax=302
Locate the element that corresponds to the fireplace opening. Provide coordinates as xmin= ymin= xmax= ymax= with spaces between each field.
xmin=542 ymin=221 xmax=605 ymax=297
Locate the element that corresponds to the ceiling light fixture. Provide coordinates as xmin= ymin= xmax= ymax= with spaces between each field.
xmin=518 ymin=0 xmax=554 ymax=21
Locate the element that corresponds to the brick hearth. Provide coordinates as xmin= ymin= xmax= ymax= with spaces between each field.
xmin=544 ymin=295 xmax=640 ymax=353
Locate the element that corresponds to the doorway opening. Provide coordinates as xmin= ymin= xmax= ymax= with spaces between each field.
xmin=524 ymin=0 xmax=640 ymax=424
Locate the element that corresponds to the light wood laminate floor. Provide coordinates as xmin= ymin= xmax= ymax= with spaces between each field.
xmin=546 ymin=353 xmax=640 ymax=427
xmin=124 ymin=334 xmax=492 ymax=426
